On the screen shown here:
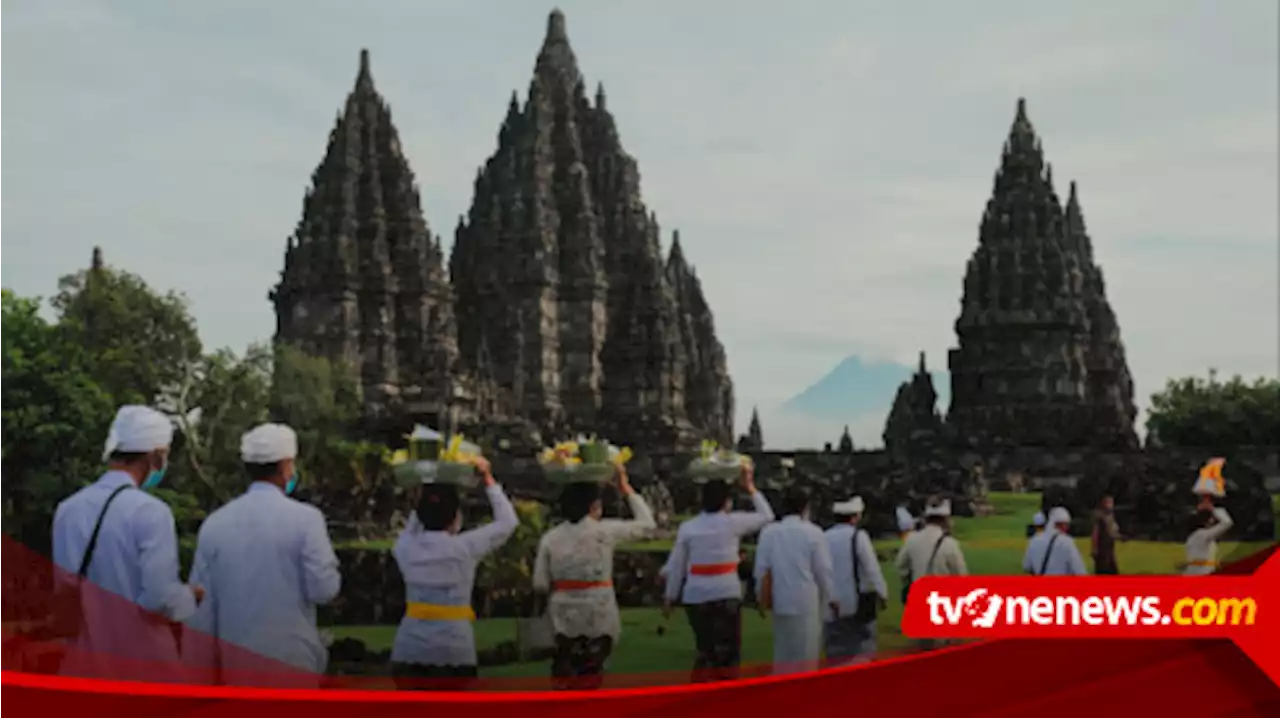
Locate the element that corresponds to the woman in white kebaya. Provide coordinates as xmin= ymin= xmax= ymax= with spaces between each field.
xmin=1183 ymin=506 xmax=1233 ymax=576
xmin=389 ymin=458 xmax=517 ymax=690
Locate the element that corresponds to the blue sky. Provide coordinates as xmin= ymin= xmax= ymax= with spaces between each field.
xmin=3 ymin=0 xmax=1277 ymax=448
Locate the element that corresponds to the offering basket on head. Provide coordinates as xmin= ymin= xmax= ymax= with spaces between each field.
xmin=1192 ymin=457 xmax=1226 ymax=505
xmin=538 ymin=436 xmax=631 ymax=485
xmin=684 ymin=440 xmax=751 ymax=484
xmin=392 ymin=426 xmax=483 ymax=490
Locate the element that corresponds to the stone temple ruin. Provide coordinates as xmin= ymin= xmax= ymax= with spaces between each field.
xmin=269 ymin=11 xmax=1274 ymax=542
xmin=271 ymin=11 xmax=733 ymax=455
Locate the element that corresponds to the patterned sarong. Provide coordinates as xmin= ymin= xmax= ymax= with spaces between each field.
xmin=550 ymin=634 xmax=614 ymax=690
xmin=685 ymin=598 xmax=743 ymax=682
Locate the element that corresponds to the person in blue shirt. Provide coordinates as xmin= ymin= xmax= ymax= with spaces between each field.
xmin=52 ymin=405 xmax=204 ymax=682
xmin=184 ymin=423 xmax=341 ymax=686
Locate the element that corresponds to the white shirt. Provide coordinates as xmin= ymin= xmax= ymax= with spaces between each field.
xmin=52 ymin=471 xmax=196 ymax=681
xmin=184 ymin=483 xmax=341 ymax=677
xmin=824 ymin=522 xmax=887 ymax=621
xmin=391 ymin=484 xmax=518 ymax=667
xmin=1185 ymin=508 xmax=1233 ymax=576
xmin=533 ymin=493 xmax=655 ymax=640
xmin=663 ymin=491 xmax=774 ymax=604
xmin=753 ymin=516 xmax=836 ymax=617
xmin=895 ymin=523 xmax=968 ymax=581
xmin=1022 ymin=527 xmax=1088 ymax=576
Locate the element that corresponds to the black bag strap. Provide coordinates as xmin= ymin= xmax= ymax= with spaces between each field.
xmin=1038 ymin=533 xmax=1060 ymax=576
xmin=77 ymin=484 xmax=132 ymax=578
xmin=925 ymin=533 xmax=948 ymax=575
xmin=851 ymin=528 xmax=863 ymax=593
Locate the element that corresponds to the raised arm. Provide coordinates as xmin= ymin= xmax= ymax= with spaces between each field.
xmin=600 ymin=470 xmax=657 ymax=543
xmin=133 ymin=501 xmax=198 ymax=622
xmin=461 ymin=473 xmax=520 ymax=559
xmin=663 ymin=527 xmax=691 ymax=604
xmin=300 ymin=508 xmax=341 ymax=605
xmin=532 ymin=534 xmax=552 ymax=594
xmin=728 ymin=466 xmax=774 ymax=536
xmin=857 ymin=530 xmax=888 ymax=599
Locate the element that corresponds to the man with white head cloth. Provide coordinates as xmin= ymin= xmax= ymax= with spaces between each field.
xmin=184 ymin=423 xmax=341 ymax=686
xmin=52 ymin=405 xmax=204 ymax=682
xmin=895 ymin=495 xmax=967 ymax=651
xmin=824 ymin=496 xmax=887 ymax=665
xmin=1023 ymin=507 xmax=1088 ymax=576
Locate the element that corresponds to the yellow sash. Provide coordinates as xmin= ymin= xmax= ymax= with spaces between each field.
xmin=1187 ymin=560 xmax=1219 ymax=568
xmin=405 ymin=602 xmax=476 ymax=622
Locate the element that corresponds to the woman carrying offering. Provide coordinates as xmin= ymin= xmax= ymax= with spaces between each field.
xmin=661 ymin=463 xmax=772 ymax=682
xmin=389 ymin=457 xmax=517 ymax=690
xmin=533 ymin=465 xmax=656 ymax=690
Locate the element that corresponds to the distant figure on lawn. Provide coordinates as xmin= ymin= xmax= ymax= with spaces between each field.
xmin=662 ymin=464 xmax=773 ymax=683
xmin=1091 ymin=494 xmax=1124 ymax=575
xmin=388 ymin=458 xmax=517 ymax=691
xmin=1023 ymin=507 xmax=1088 ymax=577
xmin=1182 ymin=506 xmax=1233 ymax=576
xmin=533 ymin=466 xmax=656 ymax=690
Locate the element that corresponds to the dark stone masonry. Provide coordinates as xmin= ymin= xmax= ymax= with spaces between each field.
xmin=266 ymin=12 xmax=1274 ymax=573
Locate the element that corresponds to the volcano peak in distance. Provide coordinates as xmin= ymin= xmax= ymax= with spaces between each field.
xmin=780 ymin=354 xmax=950 ymax=424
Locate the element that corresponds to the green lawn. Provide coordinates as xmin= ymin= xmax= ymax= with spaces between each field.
xmin=331 ymin=491 xmax=1274 ymax=680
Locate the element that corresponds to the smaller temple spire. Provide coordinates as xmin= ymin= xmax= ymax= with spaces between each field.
xmin=547 ymin=8 xmax=568 ymax=43
xmin=355 ymin=48 xmax=374 ymax=90
xmin=838 ymin=425 xmax=854 ymax=453
xmin=1016 ymin=97 xmax=1027 ymax=121
xmin=595 ymin=81 xmax=607 ymax=110
xmin=91 ymin=246 xmax=104 ymax=272
xmin=918 ymin=350 xmax=927 ymax=374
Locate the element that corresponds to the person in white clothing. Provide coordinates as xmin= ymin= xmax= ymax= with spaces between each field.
xmin=754 ymin=487 xmax=837 ymax=675
xmin=895 ymin=496 xmax=966 ymax=651
xmin=389 ymin=458 xmax=517 ymax=690
xmin=823 ymin=496 xmax=888 ymax=665
xmin=1028 ymin=511 xmax=1047 ymax=538
xmin=662 ymin=464 xmax=772 ymax=682
xmin=895 ymin=505 xmax=916 ymax=541
xmin=1022 ymin=507 xmax=1088 ymax=576
xmin=52 ymin=405 xmax=204 ymax=683
xmin=184 ymin=424 xmax=341 ymax=687
xmin=533 ymin=466 xmax=656 ymax=690
xmin=1182 ymin=506 xmax=1233 ymax=576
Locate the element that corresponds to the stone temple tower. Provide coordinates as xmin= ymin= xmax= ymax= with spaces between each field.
xmin=946 ymin=99 xmax=1137 ymax=450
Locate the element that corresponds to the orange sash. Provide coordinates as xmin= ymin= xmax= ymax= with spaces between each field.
xmin=552 ymin=579 xmax=613 ymax=592
xmin=689 ymin=562 xmax=738 ymax=576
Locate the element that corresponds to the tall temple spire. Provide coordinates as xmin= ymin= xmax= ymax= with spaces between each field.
xmin=91 ymin=246 xmax=104 ymax=272
xmin=272 ymin=47 xmax=458 ymax=424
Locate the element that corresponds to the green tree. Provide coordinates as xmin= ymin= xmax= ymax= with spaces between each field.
xmin=52 ymin=263 xmax=202 ymax=405
xmin=479 ymin=499 xmax=548 ymax=617
xmin=1147 ymin=370 xmax=1280 ymax=450
xmin=2 ymin=290 xmax=116 ymax=552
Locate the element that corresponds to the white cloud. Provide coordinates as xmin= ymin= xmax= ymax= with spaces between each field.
xmin=2 ymin=0 xmax=1275 ymax=449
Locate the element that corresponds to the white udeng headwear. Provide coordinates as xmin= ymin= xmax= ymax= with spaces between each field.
xmin=102 ymin=405 xmax=175 ymax=461
xmin=240 ymin=423 xmax=299 ymax=463
xmin=923 ymin=499 xmax=951 ymax=518
xmin=833 ymin=496 xmax=865 ymax=516
xmin=1031 ymin=512 xmax=1047 ymax=527
xmin=896 ymin=506 xmax=915 ymax=532
xmin=1048 ymin=507 xmax=1071 ymax=526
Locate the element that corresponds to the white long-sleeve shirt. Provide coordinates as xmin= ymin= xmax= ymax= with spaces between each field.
xmin=391 ymin=483 xmax=518 ymax=667
xmin=533 ymin=493 xmax=655 ymax=640
xmin=824 ymin=523 xmax=887 ymax=621
xmin=184 ymin=482 xmax=341 ymax=677
xmin=896 ymin=523 xmax=968 ymax=581
xmin=1185 ymin=508 xmax=1233 ymax=576
xmin=753 ymin=516 xmax=836 ymax=617
xmin=663 ymin=490 xmax=774 ymax=604
xmin=52 ymin=471 xmax=196 ymax=682
xmin=1022 ymin=528 xmax=1088 ymax=576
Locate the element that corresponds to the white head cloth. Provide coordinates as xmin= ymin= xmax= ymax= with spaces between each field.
xmin=1031 ymin=512 xmax=1047 ymax=527
xmin=833 ymin=496 xmax=865 ymax=516
xmin=1048 ymin=507 xmax=1071 ymax=526
xmin=896 ymin=506 xmax=915 ymax=532
xmin=923 ymin=499 xmax=951 ymax=518
xmin=102 ymin=405 xmax=175 ymax=461
xmin=240 ymin=423 xmax=299 ymax=463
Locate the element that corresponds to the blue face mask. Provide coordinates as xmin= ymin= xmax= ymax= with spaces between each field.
xmin=141 ymin=466 xmax=167 ymax=491
xmin=285 ymin=473 xmax=298 ymax=496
